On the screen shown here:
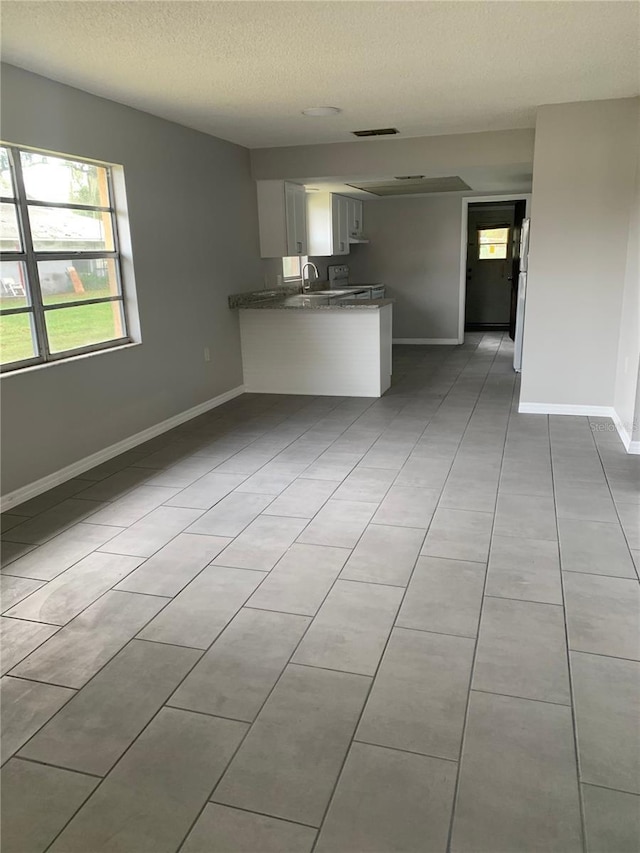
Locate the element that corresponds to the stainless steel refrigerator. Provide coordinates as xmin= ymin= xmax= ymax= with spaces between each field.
xmin=513 ymin=217 xmax=530 ymax=372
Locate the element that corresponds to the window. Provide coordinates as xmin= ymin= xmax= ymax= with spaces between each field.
xmin=0 ymin=144 xmax=130 ymax=371
xmin=478 ymin=227 xmax=509 ymax=260
xmin=282 ymin=256 xmax=308 ymax=281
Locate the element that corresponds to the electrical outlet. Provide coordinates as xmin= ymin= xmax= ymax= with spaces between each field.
xmin=204 ymin=346 xmax=211 ymax=363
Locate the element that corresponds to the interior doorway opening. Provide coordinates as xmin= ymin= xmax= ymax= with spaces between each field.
xmin=463 ymin=199 xmax=527 ymax=339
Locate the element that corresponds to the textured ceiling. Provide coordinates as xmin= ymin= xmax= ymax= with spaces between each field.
xmin=2 ymin=1 xmax=639 ymax=149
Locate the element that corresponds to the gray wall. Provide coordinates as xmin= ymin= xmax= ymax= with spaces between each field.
xmin=614 ymin=104 xmax=640 ymax=441
xmin=1 ymin=64 xmax=262 ymax=495
xmin=348 ymin=196 xmax=462 ymax=341
xmin=521 ymin=98 xmax=639 ymax=408
xmin=251 ymin=128 xmax=535 ymax=182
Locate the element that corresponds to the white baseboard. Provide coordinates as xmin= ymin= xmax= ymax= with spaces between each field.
xmin=518 ymin=402 xmax=616 ymax=418
xmin=518 ymin=402 xmax=640 ymax=454
xmin=611 ymin=409 xmax=640 ymax=454
xmin=393 ymin=338 xmax=459 ymax=345
xmin=1 ymin=384 xmax=245 ymax=512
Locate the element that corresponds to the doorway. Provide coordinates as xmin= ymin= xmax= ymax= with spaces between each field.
xmin=464 ymin=200 xmax=526 ymax=337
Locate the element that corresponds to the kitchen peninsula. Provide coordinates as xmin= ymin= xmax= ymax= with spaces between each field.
xmin=229 ymin=285 xmax=393 ymax=397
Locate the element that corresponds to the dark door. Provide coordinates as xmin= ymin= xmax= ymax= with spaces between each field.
xmin=465 ymin=203 xmax=516 ymax=331
xmin=508 ymin=200 xmax=527 ymax=340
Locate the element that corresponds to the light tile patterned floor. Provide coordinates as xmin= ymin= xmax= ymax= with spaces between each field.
xmin=1 ymin=334 xmax=639 ymax=853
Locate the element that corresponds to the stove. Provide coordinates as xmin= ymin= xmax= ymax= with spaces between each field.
xmin=327 ymin=264 xmax=386 ymax=300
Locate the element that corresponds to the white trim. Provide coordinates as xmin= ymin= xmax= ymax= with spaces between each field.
xmin=612 ymin=409 xmax=640 ymax=454
xmin=393 ymin=338 xmax=458 ymax=345
xmin=518 ymin=402 xmax=615 ymax=417
xmin=458 ymin=193 xmax=532 ymax=344
xmin=518 ymin=402 xmax=640 ymax=454
xmin=1 ymin=384 xmax=246 ymax=512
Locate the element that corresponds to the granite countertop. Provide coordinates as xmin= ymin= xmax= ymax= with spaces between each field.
xmin=240 ymin=296 xmax=394 ymax=310
xmin=229 ymin=283 xmax=393 ymax=311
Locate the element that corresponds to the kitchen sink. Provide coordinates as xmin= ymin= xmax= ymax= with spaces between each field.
xmin=310 ymin=289 xmax=355 ymax=296
xmin=283 ymin=294 xmax=332 ymax=306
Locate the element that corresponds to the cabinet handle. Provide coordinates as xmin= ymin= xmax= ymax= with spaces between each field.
xmin=355 ymin=220 xmax=359 ymax=229
xmin=297 ymin=241 xmax=302 ymax=254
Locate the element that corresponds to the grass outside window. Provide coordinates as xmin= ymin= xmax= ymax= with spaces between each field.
xmin=0 ymin=144 xmax=130 ymax=371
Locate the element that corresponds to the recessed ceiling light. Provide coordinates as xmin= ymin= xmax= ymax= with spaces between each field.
xmin=302 ymin=106 xmax=341 ymax=117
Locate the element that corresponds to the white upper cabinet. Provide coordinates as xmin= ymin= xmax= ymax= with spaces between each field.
xmin=256 ymin=180 xmax=308 ymax=258
xmin=307 ymin=192 xmax=350 ymax=256
xmin=285 ymin=182 xmax=308 ymax=256
xmin=347 ymin=197 xmax=364 ymax=239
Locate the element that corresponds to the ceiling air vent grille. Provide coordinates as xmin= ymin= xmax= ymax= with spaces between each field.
xmin=352 ymin=128 xmax=399 ymax=137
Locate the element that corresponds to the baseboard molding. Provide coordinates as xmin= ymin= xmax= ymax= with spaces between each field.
xmin=393 ymin=338 xmax=459 ymax=345
xmin=518 ymin=402 xmax=616 ymax=418
xmin=518 ymin=402 xmax=640 ymax=454
xmin=611 ymin=409 xmax=640 ymax=454
xmin=1 ymin=384 xmax=246 ymax=512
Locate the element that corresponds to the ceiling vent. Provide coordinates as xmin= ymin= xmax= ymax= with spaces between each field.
xmin=351 ymin=128 xmax=399 ymax=137
xmin=347 ymin=176 xmax=472 ymax=196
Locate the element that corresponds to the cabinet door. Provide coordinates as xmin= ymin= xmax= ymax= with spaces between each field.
xmin=294 ymin=186 xmax=308 ymax=255
xmin=351 ymin=199 xmax=363 ymax=237
xmin=285 ymin=182 xmax=307 ymax=256
xmin=339 ymin=196 xmax=350 ymax=253
xmin=332 ymin=196 xmax=350 ymax=255
xmin=285 ymin=183 xmax=297 ymax=255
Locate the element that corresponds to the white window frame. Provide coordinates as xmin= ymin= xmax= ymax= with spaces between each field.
xmin=0 ymin=143 xmax=131 ymax=373
xmin=282 ymin=255 xmax=308 ymax=282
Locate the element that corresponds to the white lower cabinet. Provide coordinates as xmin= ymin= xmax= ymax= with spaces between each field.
xmin=240 ymin=305 xmax=392 ymax=397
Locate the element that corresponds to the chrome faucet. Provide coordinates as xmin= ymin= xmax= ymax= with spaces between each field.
xmin=301 ymin=262 xmax=319 ymax=292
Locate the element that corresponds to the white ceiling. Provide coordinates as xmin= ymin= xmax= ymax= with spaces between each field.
xmin=2 ymin=1 xmax=638 ymax=149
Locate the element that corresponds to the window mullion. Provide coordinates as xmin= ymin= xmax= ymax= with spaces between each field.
xmin=10 ymin=147 xmax=50 ymax=360
xmin=19 ymin=199 xmax=112 ymax=213
xmin=32 ymin=251 xmax=118 ymax=262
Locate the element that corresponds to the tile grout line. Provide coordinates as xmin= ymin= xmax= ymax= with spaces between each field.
xmin=561 ymin=567 xmax=640 ymax=581
xmin=8 ymin=753 xmax=104 ymax=780
xmin=310 ymin=333 xmax=507 ymax=851
xmin=193 ymin=800 xmax=320 ymax=833
xmin=589 ymin=430 xmax=640 ymax=584
xmin=580 ymin=780 xmax=640 ymax=798
xmin=352 ymin=738 xmax=459 ymax=764
xmin=469 ymin=686 xmax=571 ymax=708
xmin=40 ymin=575 xmax=282 ymax=853
xmin=176 ymin=537 xmax=385 ymax=850
xmin=549 ymin=418 xmax=588 ymax=853
xmin=3 ymin=543 xmax=199 ymax=682
xmin=565 ymin=647 xmax=640 ymax=664
xmin=5 ymin=340 xmax=630 ymax=851
xmin=3 ymin=393 xmax=344 ymax=561
xmin=5 ymin=572 xmax=210 ymax=762
xmin=179 ymin=354 xmax=491 ymax=849
xmin=444 ymin=335 xmax=516 ymax=853
xmin=1 ymin=519 xmax=127 ymax=577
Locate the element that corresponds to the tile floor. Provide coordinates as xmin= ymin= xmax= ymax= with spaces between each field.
xmin=1 ymin=334 xmax=639 ymax=853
